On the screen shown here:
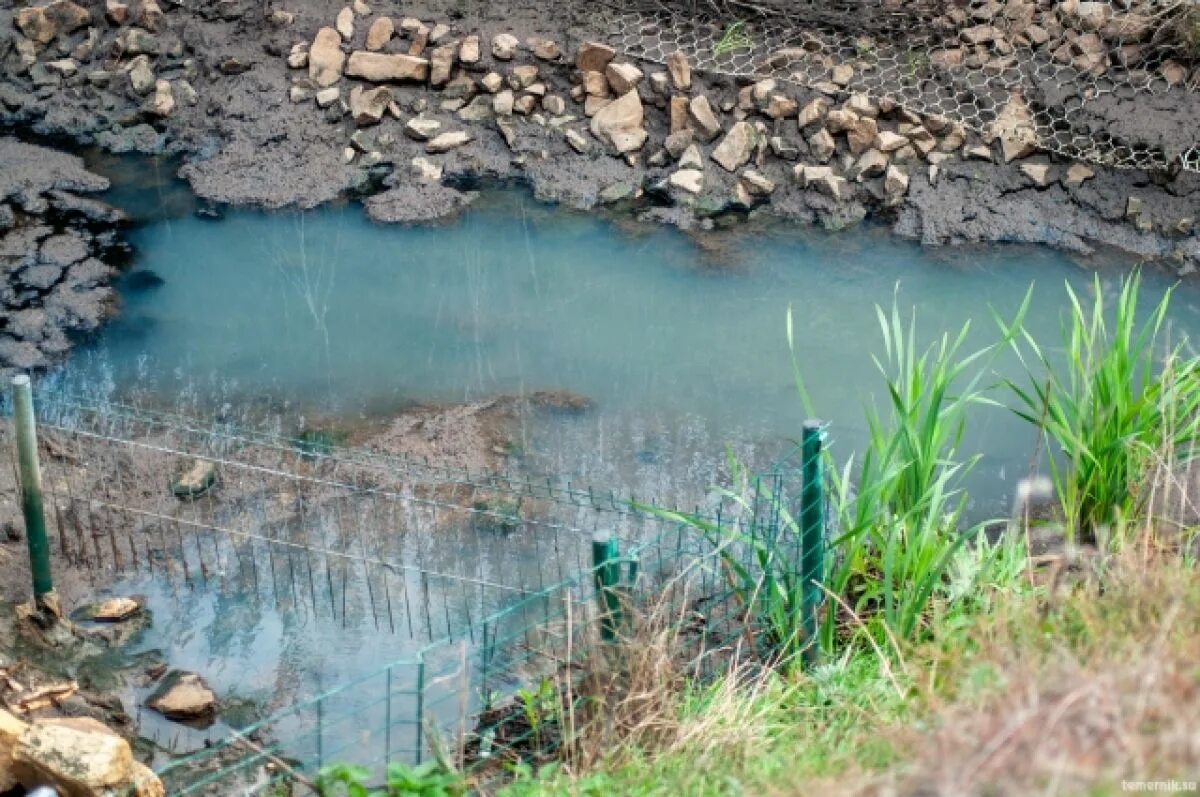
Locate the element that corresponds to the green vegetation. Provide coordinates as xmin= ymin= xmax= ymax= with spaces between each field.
xmin=713 ymin=21 xmax=753 ymax=58
xmin=497 ymin=273 xmax=1200 ymax=795
xmin=315 ymin=761 xmax=464 ymax=796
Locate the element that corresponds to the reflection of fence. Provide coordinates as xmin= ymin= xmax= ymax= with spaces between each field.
xmin=4 ymin=388 xmax=826 ymax=795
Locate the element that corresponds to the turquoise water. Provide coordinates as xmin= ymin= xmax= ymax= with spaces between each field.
xmin=62 ymin=176 xmax=1200 ymax=515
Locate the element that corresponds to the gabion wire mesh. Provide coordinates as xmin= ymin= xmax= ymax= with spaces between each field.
xmin=607 ymin=0 xmax=1200 ymax=172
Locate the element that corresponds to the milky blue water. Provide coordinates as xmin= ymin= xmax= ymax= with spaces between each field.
xmin=61 ymin=160 xmax=1200 ymax=516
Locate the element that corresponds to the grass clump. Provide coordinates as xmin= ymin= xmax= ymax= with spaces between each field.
xmin=998 ymin=273 xmax=1200 ymax=545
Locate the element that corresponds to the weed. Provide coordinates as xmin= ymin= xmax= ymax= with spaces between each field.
xmin=314 ymin=761 xmax=463 ymax=796
xmin=713 ymin=20 xmax=753 ymax=58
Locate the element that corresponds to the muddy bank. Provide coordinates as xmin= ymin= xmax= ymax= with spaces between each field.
xmin=0 ymin=137 xmax=130 ymax=379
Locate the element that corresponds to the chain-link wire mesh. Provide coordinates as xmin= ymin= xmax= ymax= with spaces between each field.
xmin=605 ymin=0 xmax=1200 ymax=172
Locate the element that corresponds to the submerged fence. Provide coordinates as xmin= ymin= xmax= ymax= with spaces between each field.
xmin=2 ymin=381 xmax=827 ymax=795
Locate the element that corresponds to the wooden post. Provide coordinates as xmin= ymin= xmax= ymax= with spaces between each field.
xmin=12 ymin=376 xmax=54 ymax=610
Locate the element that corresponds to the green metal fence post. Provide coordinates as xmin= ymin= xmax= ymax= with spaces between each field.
xmin=12 ymin=376 xmax=54 ymax=610
xmin=592 ymin=533 xmax=620 ymax=642
xmin=414 ymin=657 xmax=425 ymax=764
xmin=800 ymin=420 xmax=826 ymax=668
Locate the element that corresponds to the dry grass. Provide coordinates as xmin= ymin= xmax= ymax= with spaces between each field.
xmin=502 ymin=546 xmax=1200 ymax=797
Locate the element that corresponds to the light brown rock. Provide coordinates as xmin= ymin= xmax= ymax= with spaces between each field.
xmin=687 ymin=95 xmax=721 ymax=142
xmin=429 ymin=44 xmax=455 ymax=87
xmin=426 ymin=131 xmax=474 ymax=153
xmin=345 ymin=51 xmax=430 ymax=82
xmin=710 ymin=121 xmax=758 ymax=172
xmin=12 ymin=721 xmax=132 ymax=795
xmin=590 ymin=89 xmax=647 ymax=154
xmin=492 ymin=33 xmax=519 ymax=61
xmin=667 ymin=50 xmax=691 ymax=90
xmin=576 ymin=41 xmax=615 ymax=72
xmin=349 ymin=85 xmax=392 ymax=125
xmin=147 ymin=672 xmax=217 ymax=720
xmin=605 ymin=62 xmax=643 ymax=95
xmin=336 ymin=7 xmax=355 ymax=41
xmin=365 ymin=17 xmax=394 ymax=51
xmin=309 ymin=27 xmax=346 ymax=87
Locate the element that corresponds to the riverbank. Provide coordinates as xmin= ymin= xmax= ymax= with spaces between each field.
xmin=2 ymin=0 xmax=1197 ymax=258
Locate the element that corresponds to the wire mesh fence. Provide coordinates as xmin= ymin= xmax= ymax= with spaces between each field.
xmin=606 ymin=0 xmax=1200 ymax=173
xmin=1 ymin=387 xmax=827 ymax=795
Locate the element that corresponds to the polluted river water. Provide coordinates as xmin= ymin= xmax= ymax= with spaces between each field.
xmin=46 ymin=155 xmax=1200 ymax=780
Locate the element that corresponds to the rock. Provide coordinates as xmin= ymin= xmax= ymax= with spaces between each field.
xmin=605 ymin=63 xmax=643 ymax=95
xmin=1071 ymin=2 xmax=1110 ymax=32
xmin=137 ymin=0 xmax=163 ymax=32
xmin=884 ymin=164 xmax=909 ymax=196
xmin=429 ymin=45 xmax=456 ymax=87
xmin=127 ymin=56 xmax=156 ymax=96
xmin=170 ymin=459 xmax=217 ymax=499
xmin=309 ymin=28 xmax=346 ymax=87
xmin=988 ymin=92 xmax=1039 ymax=162
xmin=176 ymin=80 xmax=197 ymax=106
xmin=576 ymin=41 xmax=615 ymax=72
xmin=765 ymin=95 xmax=798 ymax=120
xmin=492 ymin=89 xmax=514 ymax=116
xmin=797 ymin=165 xmax=850 ymax=200
xmin=687 ymin=95 xmax=722 ymax=142
xmin=459 ymin=35 xmax=481 ymax=66
xmin=116 ymin=27 xmax=159 ymax=56
xmin=845 ymin=116 xmax=878 ymax=155
xmin=1063 ymin=163 xmax=1095 ymax=187
xmin=410 ymin=156 xmax=442 ymax=183
xmin=543 ymin=95 xmax=566 ymax=115
xmin=480 ymin=72 xmax=504 ymax=93
xmin=346 ymin=52 xmax=429 ymax=82
xmin=831 ymin=63 xmax=854 ymax=86
xmin=428 ymin=23 xmax=450 ymax=44
xmin=584 ymin=96 xmax=611 ymax=117
xmin=145 ymin=79 xmax=175 ymax=117
xmin=89 ymin=597 xmax=142 ymax=622
xmin=0 ymin=709 xmax=26 ymax=791
xmin=846 ymin=93 xmax=877 ymax=118
xmin=106 ymin=0 xmax=129 ymax=24
xmin=353 ymin=0 xmax=370 ymax=14
xmin=529 ymin=37 xmax=560 ymax=61
xmin=664 ymin=50 xmax=692 ymax=92
xmin=407 ymin=23 xmax=429 ymax=56
xmin=426 ymin=131 xmax=473 ymax=153
xmin=287 ymin=47 xmax=309 ymax=69
xmin=313 ymin=87 xmax=339 ymax=108
xmin=964 ymin=144 xmax=993 ymax=162
xmin=808 ymin=127 xmax=836 ymax=162
xmin=711 ymin=121 xmax=758 ymax=172
xmin=366 ymin=17 xmax=394 ymax=51
xmin=678 ymin=143 xmax=703 ymax=170
xmin=740 ymin=169 xmax=775 ymax=196
xmin=1161 ymin=61 xmax=1188 ymax=86
xmin=147 ymin=671 xmax=217 ymax=720
xmin=349 ymin=130 xmax=373 ymax=152
xmin=492 ymin=33 xmax=519 ymax=61
xmin=825 ymin=108 xmax=857 ymax=134
xmin=46 ymin=59 xmax=78 ymax=78
xmin=12 ymin=720 xmax=132 ymax=796
xmin=349 ymin=85 xmax=392 ymax=125
xmin=664 ymin=129 xmax=694 ymax=159
xmin=1020 ymin=162 xmax=1054 ymax=187
xmin=797 ymin=97 xmax=828 ymax=129
xmin=875 ymin=130 xmax=907 ymax=153
xmin=404 ymin=116 xmax=441 ymax=140
xmin=590 ymin=89 xmax=647 ymax=154
xmin=336 ymin=7 xmax=355 ymax=41
xmin=510 ymin=65 xmax=539 ymax=90
xmin=565 ymin=128 xmax=589 ymax=153
xmin=669 ymin=169 xmax=704 ymax=195
xmin=512 ymin=94 xmax=536 ymax=115
xmin=853 ymin=148 xmax=889 ymax=179
xmin=770 ymin=136 xmax=800 ymax=160
xmin=458 ymin=95 xmax=493 ymax=122
xmin=582 ymin=70 xmax=610 ymax=98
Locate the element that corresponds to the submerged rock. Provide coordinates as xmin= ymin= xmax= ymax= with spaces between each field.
xmin=169 ymin=459 xmax=217 ymax=499
xmin=146 ymin=671 xmax=217 ymax=721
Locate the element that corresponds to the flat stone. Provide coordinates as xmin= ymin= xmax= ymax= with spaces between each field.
xmin=884 ymin=164 xmax=909 ymax=196
xmin=875 ymin=130 xmax=907 ymax=152
xmin=1064 ymin=163 xmax=1095 ymax=187
xmin=853 ymin=148 xmax=889 ymax=179
xmin=664 ymin=129 xmax=694 ymax=159
xmin=147 ymin=671 xmax=217 ymax=720
xmin=336 ymin=6 xmax=355 ymax=40
xmin=426 ymin=131 xmax=474 ymax=153
xmin=89 ymin=597 xmax=141 ymax=622
xmin=348 ymin=85 xmax=392 ymax=126
xmin=797 ymin=97 xmax=829 ymax=129
xmin=678 ymin=143 xmax=703 ymax=170
xmin=345 ymin=51 xmax=430 ymax=82
xmin=669 ymin=168 xmax=704 ymax=195
xmin=13 ymin=720 xmax=132 ymax=795
xmin=808 ymin=127 xmax=835 ymax=162
xmin=459 ymin=35 xmax=481 ymax=65
xmin=510 ymin=64 xmax=539 ymax=90
xmin=565 ymin=128 xmax=589 ymax=153
xmin=1020 ymin=162 xmax=1054 ymax=187
xmin=740 ymin=169 xmax=776 ymax=196
xmin=404 ymin=116 xmax=441 ymax=140
xmin=315 ymin=87 xmax=340 ymax=108
xmin=529 ymin=37 xmax=561 ymax=61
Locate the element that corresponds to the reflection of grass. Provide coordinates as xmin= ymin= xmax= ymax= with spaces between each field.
xmin=714 ymin=20 xmax=753 ymax=57
xmin=294 ymin=427 xmax=346 ymax=459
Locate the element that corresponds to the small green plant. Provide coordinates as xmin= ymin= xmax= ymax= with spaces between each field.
xmin=904 ymin=48 xmax=930 ymax=79
xmin=315 ymin=761 xmax=463 ymax=797
xmin=713 ymin=20 xmax=753 ymax=58
xmin=996 ymin=273 xmax=1200 ymax=545
xmin=516 ymin=677 xmax=559 ymax=746
xmin=295 ymin=427 xmax=346 ymax=460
